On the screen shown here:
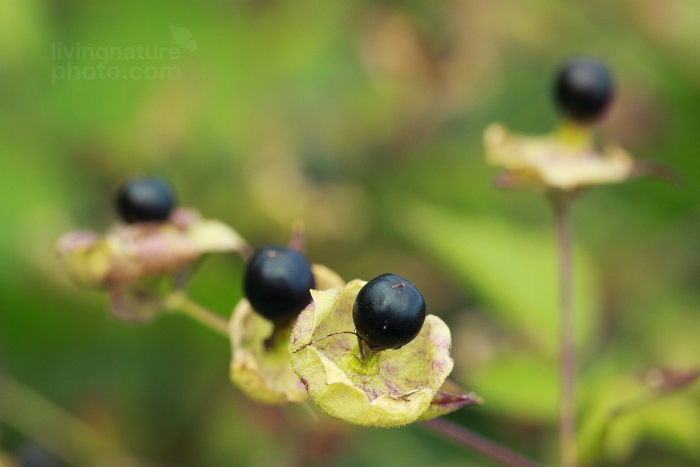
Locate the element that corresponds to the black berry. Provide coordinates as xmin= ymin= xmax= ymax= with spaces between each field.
xmin=353 ymin=273 xmax=426 ymax=350
xmin=116 ymin=177 xmax=175 ymax=224
xmin=244 ymin=246 xmax=316 ymax=323
xmin=554 ymin=58 xmax=614 ymax=123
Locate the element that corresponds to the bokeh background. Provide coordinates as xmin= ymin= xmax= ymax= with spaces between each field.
xmin=3 ymin=0 xmax=700 ymax=466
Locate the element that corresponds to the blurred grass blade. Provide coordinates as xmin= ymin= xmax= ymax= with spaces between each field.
xmin=0 ymin=374 xmax=157 ymax=467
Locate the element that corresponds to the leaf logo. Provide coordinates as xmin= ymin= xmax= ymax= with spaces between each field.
xmin=169 ymin=24 xmax=197 ymax=51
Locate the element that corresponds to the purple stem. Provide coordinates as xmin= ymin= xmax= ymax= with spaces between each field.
xmin=554 ymin=199 xmax=576 ymax=467
xmin=423 ymin=418 xmax=545 ymax=467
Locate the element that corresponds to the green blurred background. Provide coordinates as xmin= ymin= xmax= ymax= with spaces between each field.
xmin=2 ymin=0 xmax=700 ymax=465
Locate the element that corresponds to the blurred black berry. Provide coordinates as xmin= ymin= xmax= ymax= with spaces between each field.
xmin=555 ymin=58 xmax=614 ymax=123
xmin=116 ymin=177 xmax=175 ymax=224
xmin=244 ymin=246 xmax=315 ymax=323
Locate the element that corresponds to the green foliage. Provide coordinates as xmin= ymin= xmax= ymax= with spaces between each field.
xmin=3 ymin=0 xmax=700 ymax=465
xmin=392 ymin=198 xmax=599 ymax=355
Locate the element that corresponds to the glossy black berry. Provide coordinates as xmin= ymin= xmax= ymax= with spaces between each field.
xmin=116 ymin=177 xmax=175 ymax=224
xmin=554 ymin=58 xmax=615 ymax=123
xmin=244 ymin=246 xmax=316 ymax=323
xmin=353 ymin=273 xmax=426 ymax=350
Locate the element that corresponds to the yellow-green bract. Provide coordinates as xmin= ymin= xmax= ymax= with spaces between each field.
xmin=229 ymin=264 xmax=345 ymax=404
xmin=289 ymin=281 xmax=455 ymax=428
xmin=484 ymin=122 xmax=634 ymax=192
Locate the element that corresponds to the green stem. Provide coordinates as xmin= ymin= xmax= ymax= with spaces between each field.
xmin=165 ymin=292 xmax=229 ymax=336
xmin=553 ymin=197 xmax=576 ymax=467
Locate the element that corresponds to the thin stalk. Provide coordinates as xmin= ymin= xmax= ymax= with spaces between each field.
xmin=422 ymin=418 xmax=545 ymax=467
xmin=289 ymin=220 xmax=306 ymax=252
xmin=553 ymin=198 xmax=576 ymax=467
xmin=165 ymin=292 xmax=229 ymax=336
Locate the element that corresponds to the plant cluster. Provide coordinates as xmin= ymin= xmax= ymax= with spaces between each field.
xmin=53 ymin=57 xmax=697 ymax=467
xmin=57 ymin=175 xmax=477 ymax=428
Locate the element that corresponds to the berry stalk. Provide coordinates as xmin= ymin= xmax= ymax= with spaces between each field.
xmin=165 ymin=292 xmax=229 ymax=336
xmin=422 ymin=418 xmax=544 ymax=467
xmin=553 ymin=197 xmax=576 ymax=467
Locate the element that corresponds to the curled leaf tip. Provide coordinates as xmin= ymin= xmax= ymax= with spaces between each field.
xmin=641 ymin=367 xmax=700 ymax=393
xmin=630 ymin=160 xmax=684 ymax=187
xmin=417 ymin=379 xmax=482 ymax=421
xmin=289 ymin=281 xmax=455 ymax=427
